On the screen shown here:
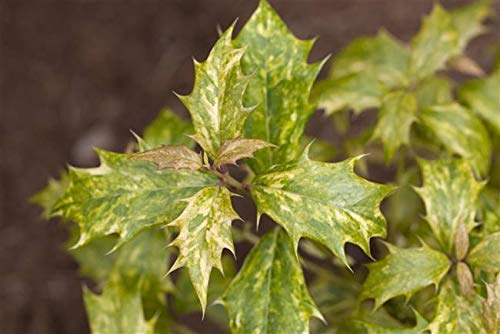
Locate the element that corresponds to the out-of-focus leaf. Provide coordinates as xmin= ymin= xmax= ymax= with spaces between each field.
xmin=352 ymin=311 xmax=428 ymax=334
xmin=251 ymin=147 xmax=393 ymax=266
xmin=329 ymin=30 xmax=410 ymax=88
xmin=130 ymin=145 xmax=202 ymax=170
xmin=222 ymin=229 xmax=323 ymax=334
xmin=313 ymin=73 xmax=385 ymax=116
xmin=414 ymin=76 xmax=453 ymax=110
xmin=478 ymin=187 xmax=500 ymax=235
xmin=167 ymin=186 xmax=238 ymax=314
xmin=213 ymin=138 xmax=274 ymax=167
xmin=409 ymin=5 xmax=459 ymax=81
xmin=361 ymin=243 xmax=450 ymax=309
xmin=236 ymin=0 xmax=324 ymax=173
xmin=141 ymin=108 xmax=194 ymax=150
xmin=482 ymin=274 xmax=500 ymax=333
xmin=52 ymin=150 xmax=218 ymax=249
xmin=427 ymin=280 xmax=487 ymax=334
xmin=468 ymin=232 xmax=500 ymax=274
xmin=414 ymin=158 xmax=484 ymax=253
xmin=372 ymin=90 xmax=417 ymax=162
xmin=302 ymin=137 xmax=337 ymax=162
xmin=83 ymin=276 xmax=156 ymax=334
xmin=418 ymin=104 xmax=491 ymax=175
xmin=31 ymin=172 xmax=69 ymax=219
xmin=459 ymin=69 xmax=500 ymax=135
xmin=177 ymin=26 xmax=253 ymax=158
xmin=450 ymin=0 xmax=492 ymax=51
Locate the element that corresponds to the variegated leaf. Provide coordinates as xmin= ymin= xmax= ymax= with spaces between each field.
xmin=31 ymin=172 xmax=69 ymax=219
xmin=418 ymin=104 xmax=491 ymax=175
xmin=222 ymin=229 xmax=323 ymax=334
xmin=250 ymin=147 xmax=393 ymax=265
xmin=482 ymin=274 xmax=500 ymax=333
xmin=313 ymin=72 xmax=385 ymax=116
xmin=409 ymin=5 xmax=459 ymax=80
xmin=167 ymin=186 xmax=238 ymax=313
xmin=372 ymin=90 xmax=417 ymax=162
xmin=428 ymin=280 xmax=487 ymax=334
xmin=467 ymin=232 xmax=500 ymax=274
xmin=361 ymin=243 xmax=450 ymax=309
xmin=414 ymin=158 xmax=484 ymax=253
xmin=459 ymin=69 xmax=500 ymax=135
xmin=213 ymin=138 xmax=275 ymax=167
xmin=140 ymin=108 xmax=194 ymax=151
xmin=83 ymin=276 xmax=156 ymax=334
xmin=52 ymin=150 xmax=218 ymax=249
xmin=414 ymin=76 xmax=453 ymax=110
xmin=130 ymin=145 xmax=202 ymax=170
xmin=236 ymin=0 xmax=324 ymax=173
xmin=177 ymin=26 xmax=253 ymax=158
xmin=353 ymin=311 xmax=428 ymax=334
xmin=329 ymin=30 xmax=410 ymax=88
xmin=450 ymin=0 xmax=492 ymax=51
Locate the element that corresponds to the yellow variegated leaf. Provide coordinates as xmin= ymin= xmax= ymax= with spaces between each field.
xmin=418 ymin=104 xmax=491 ymax=176
xmin=428 ymin=280 xmax=488 ymax=334
xmin=414 ymin=158 xmax=484 ymax=253
xmin=250 ymin=146 xmax=393 ymax=266
xmin=177 ymin=26 xmax=253 ymax=158
xmin=467 ymin=232 xmax=500 ymax=274
xmin=223 ymin=229 xmax=323 ymax=334
xmin=361 ymin=243 xmax=450 ymax=309
xmin=237 ymin=0 xmax=324 ymax=173
xmin=167 ymin=186 xmax=238 ymax=314
xmin=372 ymin=90 xmax=417 ymax=162
xmin=52 ymin=150 xmax=218 ymax=249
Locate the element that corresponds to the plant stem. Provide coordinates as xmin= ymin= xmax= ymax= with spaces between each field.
xmin=208 ymin=168 xmax=250 ymax=193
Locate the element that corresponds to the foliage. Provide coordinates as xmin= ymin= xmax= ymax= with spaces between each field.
xmin=33 ymin=0 xmax=499 ymax=333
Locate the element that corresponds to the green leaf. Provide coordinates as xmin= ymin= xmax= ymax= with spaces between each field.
xmin=427 ymin=280 xmax=487 ymax=334
xmin=31 ymin=172 xmax=69 ymax=219
xmin=467 ymin=232 xmax=500 ymax=274
xmin=69 ymin=234 xmax=118 ymax=283
xmin=459 ymin=69 xmax=500 ymax=135
xmin=83 ymin=276 xmax=156 ymax=334
xmin=236 ymin=0 xmax=324 ymax=173
xmin=250 ymin=147 xmax=393 ymax=265
xmin=414 ymin=158 xmax=484 ymax=253
xmin=167 ymin=185 xmax=238 ymax=314
xmin=213 ymin=138 xmax=275 ymax=167
xmin=329 ymin=30 xmax=410 ymax=88
xmin=222 ymin=229 xmax=322 ymax=334
xmin=130 ymin=145 xmax=202 ymax=170
xmin=177 ymin=26 xmax=253 ymax=157
xmin=52 ymin=150 xmax=218 ymax=248
xmin=353 ymin=311 xmax=428 ymax=334
xmin=361 ymin=243 xmax=450 ymax=309
xmin=303 ymin=137 xmax=337 ymax=162
xmin=418 ymin=104 xmax=492 ymax=175
xmin=414 ymin=76 xmax=453 ymax=110
xmin=313 ymin=73 xmax=385 ymax=115
xmin=409 ymin=5 xmax=459 ymax=81
xmin=141 ymin=108 xmax=194 ymax=150
xmin=372 ymin=90 xmax=417 ymax=162
xmin=450 ymin=0 xmax=492 ymax=51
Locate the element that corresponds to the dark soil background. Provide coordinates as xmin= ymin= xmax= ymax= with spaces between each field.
xmin=1 ymin=0 xmax=499 ymax=333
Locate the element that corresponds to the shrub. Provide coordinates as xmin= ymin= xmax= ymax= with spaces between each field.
xmin=34 ymin=0 xmax=499 ymax=333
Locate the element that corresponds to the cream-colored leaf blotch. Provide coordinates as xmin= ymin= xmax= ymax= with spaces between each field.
xmin=167 ymin=186 xmax=239 ymax=314
xmin=214 ymin=138 xmax=275 ymax=167
xmin=130 ymin=145 xmax=202 ymax=171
